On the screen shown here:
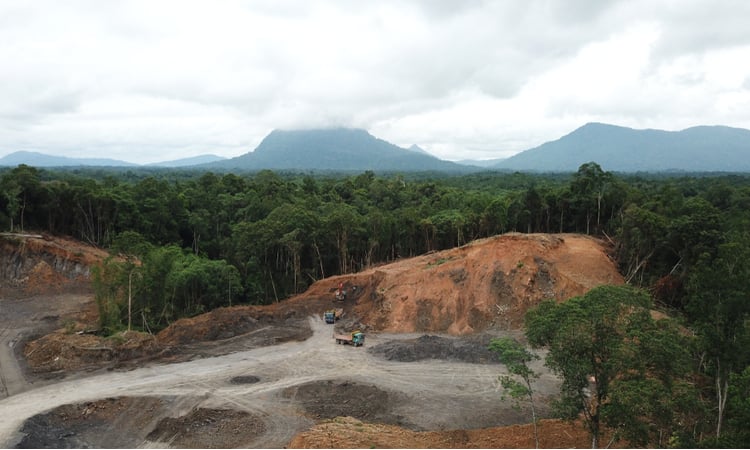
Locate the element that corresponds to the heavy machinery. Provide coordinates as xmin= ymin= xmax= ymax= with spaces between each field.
xmin=334 ymin=287 xmax=346 ymax=301
xmin=333 ymin=330 xmax=365 ymax=347
xmin=323 ymin=308 xmax=343 ymax=324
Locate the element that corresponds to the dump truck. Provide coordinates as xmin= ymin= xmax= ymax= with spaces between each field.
xmin=323 ymin=308 xmax=344 ymax=324
xmin=333 ymin=330 xmax=365 ymax=347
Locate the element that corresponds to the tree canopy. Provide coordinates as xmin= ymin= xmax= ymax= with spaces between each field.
xmin=525 ymin=285 xmax=695 ymax=448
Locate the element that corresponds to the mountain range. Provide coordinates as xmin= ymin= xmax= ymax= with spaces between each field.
xmin=0 ymin=151 xmax=227 ymax=168
xmin=0 ymin=151 xmax=140 ymax=167
xmin=494 ymin=122 xmax=750 ymax=172
xmin=2 ymin=123 xmax=749 ymax=173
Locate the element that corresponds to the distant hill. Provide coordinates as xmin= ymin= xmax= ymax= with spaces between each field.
xmin=455 ymin=158 xmax=505 ymax=168
xmin=0 ymin=151 xmax=137 ymax=167
xmin=205 ymin=128 xmax=470 ymax=172
xmin=494 ymin=123 xmax=750 ymax=172
xmin=149 ymin=154 xmax=226 ymax=167
xmin=0 ymin=151 xmax=228 ymax=168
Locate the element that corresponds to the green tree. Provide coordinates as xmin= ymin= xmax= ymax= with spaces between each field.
xmin=489 ymin=337 xmax=541 ymax=448
xmin=686 ymin=233 xmax=750 ymax=440
xmin=110 ymin=230 xmax=153 ymax=259
xmin=724 ymin=366 xmax=750 ymax=447
xmin=1 ymin=165 xmax=44 ymax=232
xmin=525 ymin=285 xmax=693 ymax=448
xmin=616 ymin=204 xmax=669 ymax=285
xmin=570 ymin=162 xmax=613 ymax=234
xmin=91 ymin=257 xmax=128 ymax=334
xmin=323 ymin=202 xmax=363 ymax=274
xmin=2 ymin=183 xmax=22 ymax=231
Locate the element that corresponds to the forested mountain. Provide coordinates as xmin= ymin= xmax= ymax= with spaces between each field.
xmin=495 ymin=122 xmax=750 ymax=172
xmin=0 ymin=151 xmax=137 ymax=167
xmin=205 ymin=128 xmax=473 ymax=172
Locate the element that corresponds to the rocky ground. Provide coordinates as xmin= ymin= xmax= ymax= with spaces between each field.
xmin=0 ymin=232 xmax=624 ymax=448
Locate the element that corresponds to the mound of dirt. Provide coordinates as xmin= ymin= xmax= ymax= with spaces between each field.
xmin=23 ymin=330 xmax=161 ymax=373
xmin=368 ymin=334 xmax=502 ymax=364
xmin=282 ymin=380 xmax=414 ymax=428
xmin=146 ymin=408 xmax=265 ymax=449
xmin=288 ymin=416 xmax=626 ymax=449
xmin=156 ymin=301 xmax=324 ymax=347
xmin=294 ymin=233 xmax=622 ymax=334
xmin=15 ymin=396 xmax=167 ymax=448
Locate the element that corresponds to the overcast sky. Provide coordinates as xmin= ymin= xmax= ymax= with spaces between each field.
xmin=1 ymin=1 xmax=749 ymax=164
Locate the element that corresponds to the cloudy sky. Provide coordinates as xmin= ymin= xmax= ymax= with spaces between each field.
xmin=1 ymin=1 xmax=749 ymax=164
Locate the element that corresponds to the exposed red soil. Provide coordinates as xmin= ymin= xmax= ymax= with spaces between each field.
xmin=0 ymin=233 xmax=109 ymax=296
xmin=23 ymin=330 xmax=161 ymax=373
xmin=288 ymin=416 xmax=626 ymax=449
xmin=153 ymin=233 xmax=622 ymax=348
xmin=293 ymin=232 xmax=623 ymax=334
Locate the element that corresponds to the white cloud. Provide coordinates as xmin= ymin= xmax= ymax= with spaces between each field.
xmin=1 ymin=0 xmax=749 ymax=164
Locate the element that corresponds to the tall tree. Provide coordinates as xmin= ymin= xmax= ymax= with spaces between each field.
xmin=489 ymin=337 xmax=541 ymax=448
xmin=686 ymin=233 xmax=750 ymax=439
xmin=570 ymin=162 xmax=613 ymax=234
xmin=1 ymin=165 xmax=44 ymax=232
xmin=525 ymin=285 xmax=693 ymax=448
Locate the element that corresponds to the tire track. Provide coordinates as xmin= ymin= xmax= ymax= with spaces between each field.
xmin=0 ymin=325 xmax=28 ymax=399
xmin=0 ymin=327 xmax=9 ymax=398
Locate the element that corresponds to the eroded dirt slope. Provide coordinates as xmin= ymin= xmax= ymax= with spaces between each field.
xmin=297 ymin=233 xmax=622 ymax=334
xmin=0 ymin=233 xmax=107 ymax=296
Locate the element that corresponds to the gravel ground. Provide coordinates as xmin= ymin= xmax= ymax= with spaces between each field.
xmin=367 ymin=333 xmax=504 ymax=364
xmin=3 ymin=316 xmax=559 ymax=448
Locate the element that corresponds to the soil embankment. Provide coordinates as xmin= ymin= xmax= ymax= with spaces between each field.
xmin=294 ymin=232 xmax=622 ymax=334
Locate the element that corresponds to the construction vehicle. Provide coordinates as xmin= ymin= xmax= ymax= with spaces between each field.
xmin=334 ymin=281 xmax=347 ymax=301
xmin=333 ymin=330 xmax=365 ymax=347
xmin=323 ymin=308 xmax=344 ymax=324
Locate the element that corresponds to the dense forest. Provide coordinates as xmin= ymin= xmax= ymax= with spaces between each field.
xmin=2 ymin=162 xmax=749 ymax=447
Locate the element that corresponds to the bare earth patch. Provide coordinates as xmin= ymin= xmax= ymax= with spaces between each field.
xmin=147 ymin=408 xmax=266 ymax=449
xmin=282 ymin=380 xmax=415 ymax=428
xmin=289 ymin=416 xmax=627 ymax=449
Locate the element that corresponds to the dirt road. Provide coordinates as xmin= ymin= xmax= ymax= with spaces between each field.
xmin=0 ymin=316 xmax=559 ymax=448
xmin=0 ymin=326 xmax=27 ymax=398
xmin=0 ymin=294 xmax=93 ymax=399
